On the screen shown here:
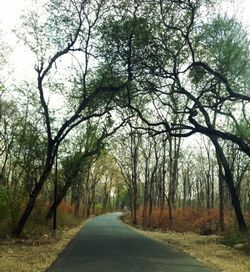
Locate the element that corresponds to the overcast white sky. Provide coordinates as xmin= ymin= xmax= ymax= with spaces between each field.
xmin=1 ymin=0 xmax=250 ymax=28
xmin=0 ymin=0 xmax=250 ymax=82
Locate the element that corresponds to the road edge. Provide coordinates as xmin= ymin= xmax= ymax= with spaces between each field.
xmin=45 ymin=217 xmax=93 ymax=272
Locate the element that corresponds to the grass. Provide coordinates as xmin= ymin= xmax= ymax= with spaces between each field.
xmin=126 ymin=207 xmax=250 ymax=253
xmin=135 ymin=228 xmax=250 ymax=272
xmin=0 ymin=201 xmax=88 ymax=272
xmin=222 ymin=231 xmax=249 ymax=245
xmin=222 ymin=230 xmax=250 ymax=254
xmin=123 ymin=210 xmax=250 ymax=271
xmin=0 ymin=220 xmax=86 ymax=272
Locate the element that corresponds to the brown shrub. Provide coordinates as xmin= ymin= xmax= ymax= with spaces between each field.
xmin=137 ymin=207 xmax=250 ymax=234
xmin=58 ymin=201 xmax=74 ymax=214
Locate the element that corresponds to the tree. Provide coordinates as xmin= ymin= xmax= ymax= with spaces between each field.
xmin=13 ymin=0 xmax=131 ymax=236
xmin=1 ymin=0 xmax=248 ymax=235
xmin=98 ymin=0 xmax=250 ymax=231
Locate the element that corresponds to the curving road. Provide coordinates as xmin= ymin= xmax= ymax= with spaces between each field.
xmin=47 ymin=212 xmax=213 ymax=272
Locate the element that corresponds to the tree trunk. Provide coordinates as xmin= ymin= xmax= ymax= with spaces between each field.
xmin=218 ymin=160 xmax=224 ymax=232
xmin=166 ymin=194 xmax=173 ymax=223
xmin=211 ymin=137 xmax=247 ymax=232
xmin=13 ymin=163 xmax=53 ymax=236
xmin=46 ymin=182 xmax=72 ymax=220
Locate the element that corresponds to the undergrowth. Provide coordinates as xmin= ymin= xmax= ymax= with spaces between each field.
xmin=0 ymin=200 xmax=84 ymax=239
xmin=136 ymin=207 xmax=250 ymax=235
xmin=222 ymin=230 xmax=250 ymax=245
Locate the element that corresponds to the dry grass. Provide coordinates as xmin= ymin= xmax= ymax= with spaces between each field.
xmin=0 ymin=220 xmax=88 ymax=272
xmin=135 ymin=228 xmax=250 ymax=272
xmin=123 ymin=209 xmax=250 ymax=272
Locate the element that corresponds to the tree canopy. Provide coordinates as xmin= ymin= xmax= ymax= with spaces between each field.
xmin=0 ymin=0 xmax=250 ymax=236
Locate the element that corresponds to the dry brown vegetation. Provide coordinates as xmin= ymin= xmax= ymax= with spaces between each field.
xmin=0 ymin=220 xmax=87 ymax=272
xmin=137 ymin=207 xmax=250 ymax=234
xmin=123 ymin=208 xmax=250 ymax=271
xmin=0 ymin=201 xmax=89 ymax=272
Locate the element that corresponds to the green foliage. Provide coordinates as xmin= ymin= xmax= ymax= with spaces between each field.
xmin=0 ymin=186 xmax=10 ymax=220
xmin=235 ymin=120 xmax=250 ymax=144
xmin=57 ymin=211 xmax=82 ymax=228
xmin=62 ymin=152 xmax=84 ymax=182
xmin=2 ymin=0 xmax=250 ymax=238
xmin=222 ymin=230 xmax=250 ymax=247
xmin=45 ymin=0 xmax=80 ymax=49
xmin=21 ymin=210 xmax=80 ymax=238
xmin=86 ymin=66 xmax=127 ymax=111
xmin=189 ymin=67 xmax=207 ymax=84
xmin=0 ymin=186 xmax=26 ymax=236
xmin=119 ymin=189 xmax=130 ymax=207
xmin=92 ymin=203 xmax=102 ymax=215
xmin=196 ymin=15 xmax=250 ymax=86
xmin=13 ymin=122 xmax=46 ymax=194
xmin=98 ymin=16 xmax=155 ymax=76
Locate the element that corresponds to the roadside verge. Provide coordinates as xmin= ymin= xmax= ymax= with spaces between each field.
xmin=120 ymin=214 xmax=250 ymax=272
xmin=0 ymin=219 xmax=90 ymax=272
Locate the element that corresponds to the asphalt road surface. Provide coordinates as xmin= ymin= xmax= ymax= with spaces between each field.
xmin=47 ymin=212 xmax=213 ymax=272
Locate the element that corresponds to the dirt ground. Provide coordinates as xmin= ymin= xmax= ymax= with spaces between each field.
xmin=0 ymin=220 xmax=88 ymax=272
xmin=1 ymin=215 xmax=249 ymax=272
xmin=134 ymin=227 xmax=250 ymax=272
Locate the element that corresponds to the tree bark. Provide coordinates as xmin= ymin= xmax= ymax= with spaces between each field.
xmin=218 ymin=160 xmax=225 ymax=232
xmin=12 ymin=150 xmax=54 ymax=236
xmin=211 ymin=137 xmax=247 ymax=232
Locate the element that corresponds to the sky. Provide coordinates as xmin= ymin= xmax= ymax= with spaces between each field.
xmin=0 ymin=1 xmax=34 ymax=84
xmin=0 ymin=0 xmax=250 ymax=82
xmin=0 ymin=0 xmax=250 ymax=27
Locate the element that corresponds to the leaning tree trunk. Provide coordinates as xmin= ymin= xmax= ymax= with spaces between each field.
xmin=211 ymin=137 xmax=247 ymax=232
xmin=130 ymin=131 xmax=139 ymax=225
xmin=13 ymin=157 xmax=54 ymax=236
xmin=46 ymin=182 xmax=72 ymax=220
xmin=218 ymin=160 xmax=225 ymax=232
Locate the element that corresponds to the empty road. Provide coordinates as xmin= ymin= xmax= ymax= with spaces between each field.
xmin=47 ymin=212 xmax=213 ymax=272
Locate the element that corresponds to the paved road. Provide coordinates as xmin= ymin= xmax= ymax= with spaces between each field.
xmin=47 ymin=212 xmax=213 ymax=272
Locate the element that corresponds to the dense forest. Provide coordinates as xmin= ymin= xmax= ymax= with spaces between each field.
xmin=0 ymin=0 xmax=250 ymax=239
